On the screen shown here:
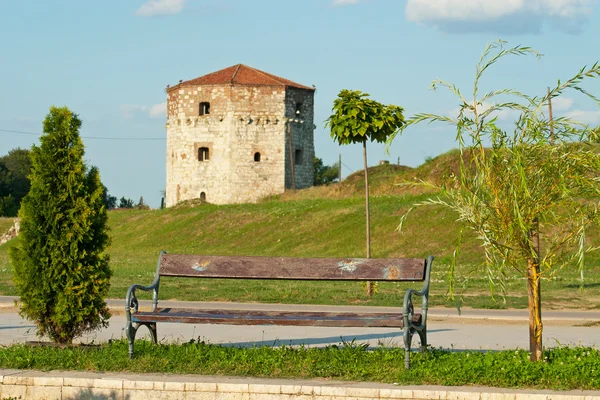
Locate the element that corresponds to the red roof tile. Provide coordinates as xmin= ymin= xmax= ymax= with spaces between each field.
xmin=173 ymin=64 xmax=314 ymax=91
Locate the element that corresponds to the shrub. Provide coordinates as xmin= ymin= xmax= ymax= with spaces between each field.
xmin=10 ymin=106 xmax=112 ymax=344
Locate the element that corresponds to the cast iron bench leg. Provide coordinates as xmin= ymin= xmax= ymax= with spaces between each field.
xmin=126 ymin=322 xmax=158 ymax=359
xmin=126 ymin=321 xmax=138 ymax=359
xmin=148 ymin=322 xmax=158 ymax=345
xmin=403 ymin=326 xmax=413 ymax=369
xmin=418 ymin=329 xmax=428 ymax=351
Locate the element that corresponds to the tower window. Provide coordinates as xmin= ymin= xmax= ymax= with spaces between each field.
xmin=199 ymin=102 xmax=210 ymax=116
xmin=254 ymin=152 xmax=261 ymax=162
xmin=295 ymin=102 xmax=302 ymax=116
xmin=295 ymin=149 xmax=303 ymax=165
xmin=200 ymin=192 xmax=206 ymax=201
xmin=198 ymin=147 xmax=209 ymax=161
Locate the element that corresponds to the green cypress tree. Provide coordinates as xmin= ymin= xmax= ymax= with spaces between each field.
xmin=10 ymin=106 xmax=111 ymax=345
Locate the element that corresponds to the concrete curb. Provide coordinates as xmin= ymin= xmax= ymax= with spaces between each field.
xmin=1 ymin=369 xmax=599 ymax=400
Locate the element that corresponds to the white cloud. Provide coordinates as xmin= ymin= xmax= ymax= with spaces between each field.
xmin=120 ymin=103 xmax=166 ymax=119
xmin=407 ymin=0 xmax=522 ymax=21
xmin=332 ymin=0 xmax=361 ymax=5
xmin=405 ymin=0 xmax=593 ymax=34
xmin=564 ymin=109 xmax=600 ymax=124
xmin=120 ymin=104 xmax=148 ymax=119
xmin=550 ymin=96 xmax=574 ymax=111
xmin=149 ymin=102 xmax=167 ymax=118
xmin=135 ymin=0 xmax=186 ymax=17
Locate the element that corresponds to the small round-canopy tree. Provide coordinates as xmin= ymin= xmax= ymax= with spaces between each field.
xmin=326 ymin=90 xmax=405 ymax=294
xmin=389 ymin=41 xmax=600 ymax=361
xmin=10 ymin=106 xmax=111 ymax=345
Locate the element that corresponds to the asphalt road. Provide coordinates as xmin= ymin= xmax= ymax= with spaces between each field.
xmin=1 ymin=297 xmax=598 ymax=350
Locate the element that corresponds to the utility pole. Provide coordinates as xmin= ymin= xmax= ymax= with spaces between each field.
xmin=338 ymin=154 xmax=342 ymax=183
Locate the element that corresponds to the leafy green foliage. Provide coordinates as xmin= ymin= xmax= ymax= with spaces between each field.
xmin=119 ymin=197 xmax=134 ymax=209
xmin=102 ymin=184 xmax=117 ymax=210
xmin=591 ymin=126 xmax=600 ymax=143
xmin=0 ymin=148 xmax=32 ymax=217
xmin=326 ymin=90 xmax=405 ymax=145
xmin=9 ymin=106 xmax=112 ymax=345
xmin=0 ymin=341 xmax=597 ymax=390
xmin=313 ymin=157 xmax=339 ymax=186
xmin=392 ymin=40 xmax=600 ymax=355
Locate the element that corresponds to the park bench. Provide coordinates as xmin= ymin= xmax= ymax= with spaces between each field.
xmin=125 ymin=252 xmax=434 ymax=368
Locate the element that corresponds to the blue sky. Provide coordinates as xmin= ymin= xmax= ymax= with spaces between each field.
xmin=1 ymin=0 xmax=599 ymax=207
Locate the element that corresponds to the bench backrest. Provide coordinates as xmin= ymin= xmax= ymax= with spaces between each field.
xmin=157 ymin=253 xmax=430 ymax=282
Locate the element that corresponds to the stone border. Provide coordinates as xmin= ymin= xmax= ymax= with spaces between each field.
xmin=1 ymin=369 xmax=599 ymax=400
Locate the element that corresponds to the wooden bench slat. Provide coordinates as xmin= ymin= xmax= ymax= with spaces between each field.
xmin=159 ymin=254 xmax=427 ymax=281
xmin=132 ymin=308 xmax=421 ymax=328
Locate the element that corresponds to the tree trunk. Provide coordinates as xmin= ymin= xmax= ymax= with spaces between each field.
xmin=527 ymin=259 xmax=543 ymax=361
xmin=528 ymin=218 xmax=542 ymax=361
xmin=363 ymin=139 xmax=372 ymax=296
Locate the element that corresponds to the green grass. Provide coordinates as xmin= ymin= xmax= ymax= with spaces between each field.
xmin=0 ymin=153 xmax=599 ymax=310
xmin=0 ymin=340 xmax=598 ymax=390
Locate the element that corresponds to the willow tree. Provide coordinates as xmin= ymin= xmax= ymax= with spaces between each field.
xmin=326 ymin=90 xmax=405 ymax=295
xmin=10 ymin=106 xmax=111 ymax=345
xmin=390 ymin=41 xmax=600 ymax=361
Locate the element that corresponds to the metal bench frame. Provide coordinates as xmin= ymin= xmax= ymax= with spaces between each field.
xmin=125 ymin=251 xmax=434 ymax=368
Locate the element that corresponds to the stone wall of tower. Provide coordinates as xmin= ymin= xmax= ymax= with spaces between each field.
xmin=283 ymin=88 xmax=315 ymax=190
xmin=166 ymin=84 xmax=297 ymax=206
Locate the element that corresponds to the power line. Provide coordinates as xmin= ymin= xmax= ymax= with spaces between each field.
xmin=341 ymin=161 xmax=354 ymax=173
xmin=0 ymin=128 xmax=165 ymax=141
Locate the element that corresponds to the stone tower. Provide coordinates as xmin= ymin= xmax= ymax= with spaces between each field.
xmin=165 ymin=64 xmax=315 ymax=207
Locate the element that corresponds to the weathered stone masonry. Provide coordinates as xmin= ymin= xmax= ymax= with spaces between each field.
xmin=165 ymin=64 xmax=315 ymax=207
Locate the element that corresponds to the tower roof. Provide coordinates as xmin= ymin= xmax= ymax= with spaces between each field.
xmin=170 ymin=64 xmax=315 ymax=91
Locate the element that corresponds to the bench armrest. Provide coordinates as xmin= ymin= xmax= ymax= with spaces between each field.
xmin=125 ymin=251 xmax=165 ymax=320
xmin=402 ymin=256 xmax=434 ymax=331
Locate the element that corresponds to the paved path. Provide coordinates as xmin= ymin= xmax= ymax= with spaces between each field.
xmin=1 ymin=297 xmax=598 ymax=350
xmin=4 ymin=296 xmax=599 ymax=322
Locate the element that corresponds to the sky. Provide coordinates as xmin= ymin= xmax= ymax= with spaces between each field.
xmin=1 ymin=0 xmax=599 ymax=208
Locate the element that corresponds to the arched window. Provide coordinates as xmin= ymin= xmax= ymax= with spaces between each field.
xmin=200 ymin=192 xmax=206 ymax=201
xmin=199 ymin=102 xmax=210 ymax=116
xmin=198 ymin=147 xmax=209 ymax=161
xmin=254 ymin=152 xmax=261 ymax=162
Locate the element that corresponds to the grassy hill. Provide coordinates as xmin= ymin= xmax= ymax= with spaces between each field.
xmin=276 ymin=150 xmax=461 ymax=201
xmin=0 ymin=150 xmax=598 ymax=309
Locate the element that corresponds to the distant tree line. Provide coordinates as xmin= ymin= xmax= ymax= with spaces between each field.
xmin=0 ymin=147 xmax=145 ymax=216
xmin=314 ymin=157 xmax=339 ymax=186
xmin=100 ymin=186 xmax=145 ymax=210
xmin=0 ymin=148 xmax=32 ymax=217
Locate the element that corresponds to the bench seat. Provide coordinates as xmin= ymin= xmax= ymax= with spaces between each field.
xmin=132 ymin=308 xmax=422 ymax=328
